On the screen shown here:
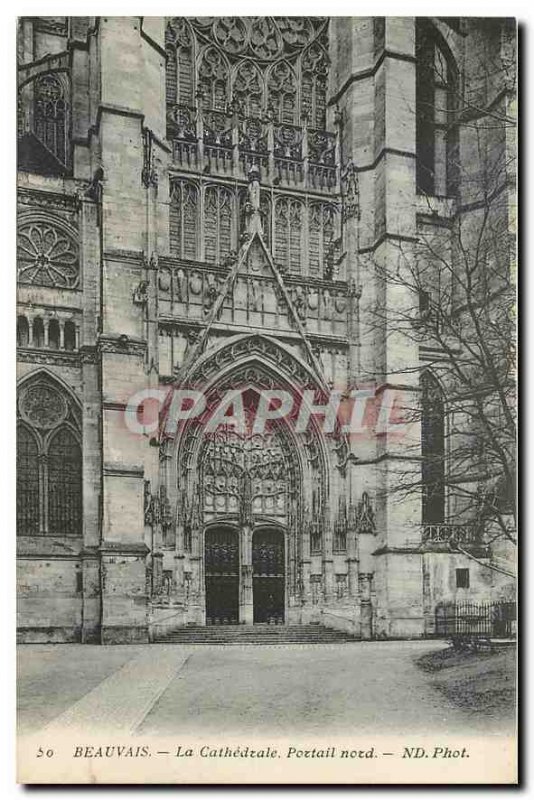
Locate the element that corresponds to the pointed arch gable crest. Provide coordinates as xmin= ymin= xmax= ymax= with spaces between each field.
xmin=175 ymin=231 xmax=326 ymax=390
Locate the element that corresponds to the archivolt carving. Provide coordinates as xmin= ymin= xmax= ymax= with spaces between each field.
xmin=166 ymin=336 xmax=333 ymax=502
xmin=187 ymin=334 xmax=317 ymax=390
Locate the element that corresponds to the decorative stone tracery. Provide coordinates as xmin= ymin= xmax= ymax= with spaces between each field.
xmin=17 ymin=372 xmax=82 ymax=537
xmin=166 ymin=17 xmax=329 ymax=128
xmin=17 ymin=217 xmax=79 ymax=288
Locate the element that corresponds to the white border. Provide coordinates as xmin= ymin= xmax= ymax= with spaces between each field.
xmin=1 ymin=5 xmax=528 ymax=798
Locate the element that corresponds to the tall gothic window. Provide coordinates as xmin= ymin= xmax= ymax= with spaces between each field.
xmin=17 ymin=426 xmax=40 ymax=535
xmin=416 ymin=21 xmax=458 ymax=196
xmin=17 ymin=375 xmax=82 ymax=536
xmin=47 ymin=427 xmax=82 ymax=534
xmin=166 ymin=19 xmax=195 ymax=106
xmin=274 ymin=198 xmax=303 ymax=273
xmin=204 ymin=185 xmax=234 ymax=263
xmin=198 ymin=47 xmax=229 ymax=111
xmin=308 ymin=202 xmax=335 ymax=276
xmin=33 ymin=72 xmax=70 ymax=169
xmin=170 ymin=180 xmax=199 ymax=259
xmin=421 ymin=372 xmax=445 ymax=523
xmin=267 ymin=61 xmax=297 ymax=123
xmin=301 ymin=43 xmax=328 ymax=128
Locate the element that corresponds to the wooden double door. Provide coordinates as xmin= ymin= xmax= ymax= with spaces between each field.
xmin=204 ymin=526 xmax=285 ymax=625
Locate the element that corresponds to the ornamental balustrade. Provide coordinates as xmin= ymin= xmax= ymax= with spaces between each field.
xmin=167 ymin=104 xmax=338 ymax=191
xmin=422 ymin=523 xmax=480 ymax=546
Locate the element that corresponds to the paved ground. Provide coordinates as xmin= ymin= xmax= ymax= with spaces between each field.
xmin=17 ymin=642 xmax=514 ymax=738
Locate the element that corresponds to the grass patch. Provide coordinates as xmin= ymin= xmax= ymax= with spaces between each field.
xmin=415 ymin=645 xmax=516 ymax=721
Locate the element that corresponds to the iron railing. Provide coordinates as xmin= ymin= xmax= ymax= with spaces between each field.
xmin=435 ymin=600 xmax=516 ymax=640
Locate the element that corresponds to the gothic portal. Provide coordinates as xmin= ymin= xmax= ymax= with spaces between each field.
xmin=16 ymin=17 xmax=516 ymax=643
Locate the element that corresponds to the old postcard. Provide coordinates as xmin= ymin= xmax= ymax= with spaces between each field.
xmin=16 ymin=14 xmax=517 ymax=784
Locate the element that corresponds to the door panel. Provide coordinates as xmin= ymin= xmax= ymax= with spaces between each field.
xmin=205 ymin=527 xmax=239 ymax=625
xmin=252 ymin=528 xmax=285 ymax=624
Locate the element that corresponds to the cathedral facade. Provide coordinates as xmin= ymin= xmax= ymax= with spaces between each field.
xmin=16 ymin=17 xmax=516 ymax=643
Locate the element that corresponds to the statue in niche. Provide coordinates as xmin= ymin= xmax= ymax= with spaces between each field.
xmin=243 ymin=165 xmax=263 ymax=237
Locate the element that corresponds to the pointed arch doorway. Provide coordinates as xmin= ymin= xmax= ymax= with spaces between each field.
xmin=171 ymin=345 xmax=331 ymax=628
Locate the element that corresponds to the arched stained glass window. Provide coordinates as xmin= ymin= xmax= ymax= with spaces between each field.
xmin=416 ymin=21 xmax=458 ymax=196
xmin=308 ymin=202 xmax=335 ymax=276
xmin=204 ymin=185 xmax=234 ymax=264
xmin=274 ymin=197 xmax=303 ymax=273
xmin=17 ymin=426 xmax=40 ymax=535
xmin=17 ymin=376 xmax=82 ymax=537
xmin=166 ymin=19 xmax=195 ymax=106
xmin=301 ymin=43 xmax=328 ymax=128
xmin=47 ymin=427 xmax=82 ymax=535
xmin=33 ymin=72 xmax=70 ymax=169
xmin=170 ymin=180 xmax=199 ymax=260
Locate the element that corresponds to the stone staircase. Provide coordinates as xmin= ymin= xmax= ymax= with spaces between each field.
xmin=153 ymin=623 xmax=359 ymax=645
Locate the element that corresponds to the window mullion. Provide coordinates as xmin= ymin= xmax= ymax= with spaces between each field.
xmin=40 ymin=452 xmax=48 ymax=535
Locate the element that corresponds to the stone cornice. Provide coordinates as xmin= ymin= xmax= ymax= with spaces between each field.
xmin=372 ymin=546 xmax=424 ymax=556
xmin=17 ymin=348 xmax=81 ymax=367
xmin=17 ymin=186 xmax=80 ymax=214
xmin=103 ymin=249 xmax=145 ymax=265
xmin=103 ymin=463 xmax=144 ymax=477
xmin=157 ymin=318 xmax=349 ymax=349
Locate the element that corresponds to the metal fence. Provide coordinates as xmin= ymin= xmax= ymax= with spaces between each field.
xmin=435 ymin=601 xmax=516 ymax=640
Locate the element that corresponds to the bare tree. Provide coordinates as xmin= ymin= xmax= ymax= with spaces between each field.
xmin=367 ymin=19 xmax=516 ymax=565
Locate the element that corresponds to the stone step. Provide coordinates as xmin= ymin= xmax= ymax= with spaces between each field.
xmin=153 ymin=624 xmax=359 ymax=645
